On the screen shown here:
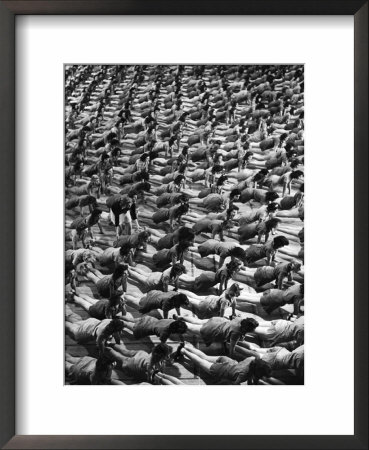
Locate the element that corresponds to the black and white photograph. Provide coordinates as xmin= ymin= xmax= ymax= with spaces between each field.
xmin=64 ymin=64 xmax=305 ymax=386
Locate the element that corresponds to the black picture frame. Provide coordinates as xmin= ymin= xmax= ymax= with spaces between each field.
xmin=0 ymin=1 xmax=367 ymax=448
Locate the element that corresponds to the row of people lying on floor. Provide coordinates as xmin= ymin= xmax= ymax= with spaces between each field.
xmin=65 ymin=302 xmax=303 ymax=385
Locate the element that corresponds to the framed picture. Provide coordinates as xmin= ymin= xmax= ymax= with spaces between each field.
xmin=0 ymin=1 xmax=367 ymax=449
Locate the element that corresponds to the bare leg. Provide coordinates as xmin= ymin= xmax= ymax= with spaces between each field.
xmin=183 ymin=343 xmax=219 ymax=363
xmin=65 ymin=353 xmax=80 ymax=364
xmin=154 ymin=372 xmax=185 ymax=385
xmin=109 ymin=343 xmax=137 ymax=357
xmin=124 ymin=293 xmax=141 ymax=310
xmin=179 ymin=315 xmax=207 ymax=325
xmin=73 ymin=295 xmax=95 ymax=311
xmin=181 ymin=348 xmax=213 ymax=374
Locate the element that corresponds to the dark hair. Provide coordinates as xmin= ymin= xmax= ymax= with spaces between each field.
xmin=265 ymin=191 xmax=279 ymax=203
xmin=89 ymin=208 xmax=102 ymax=220
xmin=73 ymin=160 xmax=84 ymax=172
xmin=151 ymin=343 xmax=172 ymax=365
xmin=173 ymin=203 xmax=189 ymax=219
xmin=111 ymin=147 xmax=121 ymax=157
xmin=211 ymin=164 xmax=224 ymax=174
xmin=177 ymin=193 xmax=190 ymax=204
xmin=288 ymin=261 xmax=302 ymax=272
xmin=93 ymin=355 xmax=113 ymax=384
xmin=227 ymin=283 xmax=242 ymax=298
xmin=230 ymin=188 xmax=241 ymax=199
xmin=253 ymin=169 xmax=268 ymax=183
xmin=140 ymin=181 xmax=151 ymax=192
xmin=104 ymin=318 xmax=124 ymax=337
xmin=177 ymin=226 xmax=195 ymax=243
xmin=226 ymin=260 xmax=241 ymax=276
xmin=265 ymin=218 xmax=281 ymax=232
xmin=229 ymin=246 xmax=246 ymax=261
xmin=240 ymin=317 xmax=259 ymax=334
xmin=112 ymin=264 xmax=128 ymax=280
xmin=168 ymin=320 xmax=188 ymax=335
xmin=266 ymin=202 xmax=279 ymax=213
xmin=216 ymin=175 xmax=228 ymax=186
xmin=279 ymin=133 xmax=288 ymax=143
xmin=139 ymin=152 xmax=149 ymax=162
xmin=290 ymin=159 xmax=300 ymax=169
xmin=251 ymin=359 xmax=272 ymax=381
xmin=244 ymin=151 xmax=253 ymax=160
xmin=135 ymin=171 xmax=150 ymax=182
xmin=136 ymin=230 xmax=150 ymax=244
xmin=177 ymin=240 xmax=191 ymax=252
xmin=170 ymin=263 xmax=187 ymax=278
xmin=172 ymin=293 xmax=190 ymax=307
xmin=221 ymin=219 xmax=232 ymax=229
xmin=273 ymin=235 xmax=289 ymax=249
xmin=291 ymin=170 xmax=304 ymax=180
xmin=174 ymin=174 xmax=185 ymax=185
xmin=119 ymin=243 xmax=132 ymax=256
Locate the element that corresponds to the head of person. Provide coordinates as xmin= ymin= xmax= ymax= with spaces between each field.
xmin=119 ymin=243 xmax=132 ymax=258
xmin=265 ymin=217 xmax=281 ymax=233
xmin=216 ymin=175 xmax=228 ymax=187
xmin=240 ymin=317 xmax=259 ymax=336
xmin=211 ymin=164 xmax=224 ymax=175
xmin=230 ymin=189 xmax=241 ymax=202
xmin=168 ymin=319 xmax=188 ymax=335
xmin=177 ymin=226 xmax=195 ymax=244
xmin=103 ymin=317 xmax=125 ymax=338
xmin=174 ymin=174 xmax=185 ymax=186
xmin=177 ymin=193 xmax=190 ymax=205
xmin=227 ymin=282 xmax=243 ymax=298
xmin=266 ymin=202 xmax=279 ymax=216
xmin=169 ymin=263 xmax=186 ymax=281
xmin=287 ymin=261 xmax=302 ymax=273
xmin=150 ymin=343 xmax=172 ymax=366
xmin=291 ymin=170 xmax=304 ymax=180
xmin=177 ymin=239 xmax=191 ymax=252
xmin=90 ymin=174 xmax=100 ymax=186
xmin=92 ymin=354 xmax=113 ymax=384
xmin=136 ymin=171 xmax=149 ymax=182
xmin=265 ymin=191 xmax=279 ymax=203
xmin=221 ymin=219 xmax=233 ymax=230
xmin=279 ymin=133 xmax=288 ymax=144
xmin=226 ymin=260 xmax=241 ymax=276
xmin=140 ymin=152 xmax=150 ymax=162
xmin=138 ymin=230 xmax=151 ymax=244
xmin=82 ymin=250 xmax=95 ymax=265
xmin=111 ymin=147 xmax=121 ymax=158
xmin=172 ymin=293 xmax=190 ymax=308
xmin=272 ymin=235 xmax=289 ymax=250
xmin=253 ymin=169 xmax=269 ymax=183
xmin=139 ymin=181 xmax=151 ymax=193
xmin=226 ymin=206 xmax=238 ymax=221
xmin=74 ymin=160 xmax=84 ymax=173
xmin=176 ymin=203 xmax=189 ymax=217
xmin=248 ymin=359 xmax=272 ymax=384
xmin=128 ymin=193 xmax=138 ymax=204
xmin=229 ymin=246 xmax=246 ymax=263
xmin=289 ymin=159 xmax=300 ymax=169
xmin=244 ymin=151 xmax=253 ymax=164
xmin=112 ymin=264 xmax=129 ymax=281
xmin=101 ymin=151 xmax=109 ymax=162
